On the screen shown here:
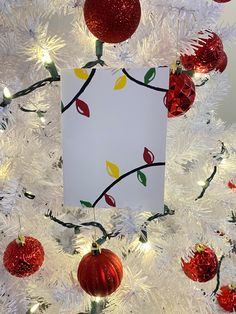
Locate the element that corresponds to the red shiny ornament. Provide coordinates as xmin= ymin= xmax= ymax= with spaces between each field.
xmin=181 ymin=31 xmax=224 ymax=73
xmin=181 ymin=244 xmax=218 ymax=282
xmin=78 ymin=244 xmax=123 ymax=297
xmin=84 ymin=0 xmax=141 ymax=43
xmin=214 ymin=0 xmax=231 ymax=2
xmin=217 ymin=285 xmax=236 ymax=312
xmin=164 ymin=72 xmax=196 ymax=118
xmin=3 ymin=236 xmax=44 ymax=278
xmin=215 ymin=51 xmax=228 ymax=73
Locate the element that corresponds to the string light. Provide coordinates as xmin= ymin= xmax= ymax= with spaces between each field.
xmin=140 ymin=241 xmax=152 ymax=253
xmin=22 ymin=188 xmax=36 ymax=200
xmin=29 ymin=303 xmax=40 ymax=313
xmin=41 ymin=50 xmax=53 ymax=65
xmin=39 ymin=116 xmax=46 ymax=123
xmin=3 ymin=87 xmax=12 ymax=106
xmin=131 ymin=237 xmax=153 ymax=254
xmin=193 ymin=72 xmax=203 ymax=79
xmin=37 ymin=111 xmax=46 ymax=124
xmin=41 ymin=50 xmax=59 ymax=80
xmin=3 ymin=87 xmax=11 ymax=99
xmin=197 ymin=181 xmax=206 ymax=187
xmin=0 ymin=161 xmax=10 ymax=179
xmin=220 ymin=158 xmax=228 ymax=167
xmin=41 ymin=117 xmax=46 ymax=123
xmin=192 ymin=72 xmax=210 ymax=87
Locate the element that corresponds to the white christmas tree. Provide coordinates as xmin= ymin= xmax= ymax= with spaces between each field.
xmin=0 ymin=0 xmax=235 ymax=313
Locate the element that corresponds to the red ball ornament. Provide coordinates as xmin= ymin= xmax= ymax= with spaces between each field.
xmin=181 ymin=244 xmax=218 ymax=282
xmin=3 ymin=236 xmax=44 ymax=278
xmin=84 ymin=0 xmax=141 ymax=43
xmin=214 ymin=0 xmax=231 ymax=3
xmin=217 ymin=285 xmax=236 ymax=312
xmin=215 ymin=51 xmax=228 ymax=73
xmin=78 ymin=243 xmax=123 ymax=297
xmin=180 ymin=31 xmax=224 ymax=73
xmin=164 ymin=72 xmax=196 ymax=118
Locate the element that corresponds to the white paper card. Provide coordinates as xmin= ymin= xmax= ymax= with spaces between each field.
xmin=61 ymin=67 xmax=169 ymax=212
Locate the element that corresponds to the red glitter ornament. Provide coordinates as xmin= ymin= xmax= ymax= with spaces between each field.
xmin=78 ymin=243 xmax=123 ymax=297
xmin=164 ymin=72 xmax=196 ymax=118
xmin=214 ymin=0 xmax=231 ymax=3
xmin=215 ymin=51 xmax=228 ymax=73
xmin=180 ymin=31 xmax=224 ymax=73
xmin=84 ymin=0 xmax=141 ymax=43
xmin=217 ymin=285 xmax=236 ymax=312
xmin=181 ymin=244 xmax=218 ymax=282
xmin=3 ymin=236 xmax=44 ymax=278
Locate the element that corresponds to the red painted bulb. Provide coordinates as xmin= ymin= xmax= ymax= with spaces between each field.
xmin=84 ymin=0 xmax=141 ymax=43
xmin=181 ymin=244 xmax=218 ymax=282
xmin=78 ymin=243 xmax=123 ymax=297
xmin=3 ymin=236 xmax=44 ymax=278
xmin=217 ymin=285 xmax=236 ymax=312
xmin=164 ymin=72 xmax=196 ymax=118
xmin=181 ymin=31 xmax=224 ymax=73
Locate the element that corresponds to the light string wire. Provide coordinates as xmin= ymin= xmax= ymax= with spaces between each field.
xmin=211 ymin=255 xmax=225 ymax=296
xmin=195 ymin=141 xmax=229 ymax=201
xmin=45 ymin=205 xmax=174 ymax=246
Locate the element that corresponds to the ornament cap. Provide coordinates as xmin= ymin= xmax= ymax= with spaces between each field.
xmin=228 ymin=284 xmax=236 ymax=291
xmin=91 ymin=242 xmax=101 ymax=256
xmin=16 ymin=235 xmax=26 ymax=246
xmin=171 ymin=60 xmax=183 ymax=74
xmin=195 ymin=243 xmax=206 ymax=252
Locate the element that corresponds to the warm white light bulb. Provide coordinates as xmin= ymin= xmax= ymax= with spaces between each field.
xmin=140 ymin=242 xmax=152 ymax=252
xmin=40 ymin=116 xmax=46 ymax=123
xmin=95 ymin=297 xmax=101 ymax=303
xmin=221 ymin=158 xmax=227 ymax=166
xmin=3 ymin=87 xmax=11 ymax=99
xmin=30 ymin=303 xmax=40 ymax=313
xmin=197 ymin=181 xmax=206 ymax=187
xmin=42 ymin=50 xmax=52 ymax=64
xmin=193 ymin=72 xmax=202 ymax=79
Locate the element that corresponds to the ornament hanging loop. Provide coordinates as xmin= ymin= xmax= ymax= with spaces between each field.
xmin=172 ymin=8 xmax=185 ymax=75
xmin=17 ymin=214 xmax=24 ymax=237
xmin=175 ymin=8 xmax=184 ymax=60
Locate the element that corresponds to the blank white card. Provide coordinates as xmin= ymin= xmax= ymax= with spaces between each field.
xmin=61 ymin=67 xmax=169 ymax=212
